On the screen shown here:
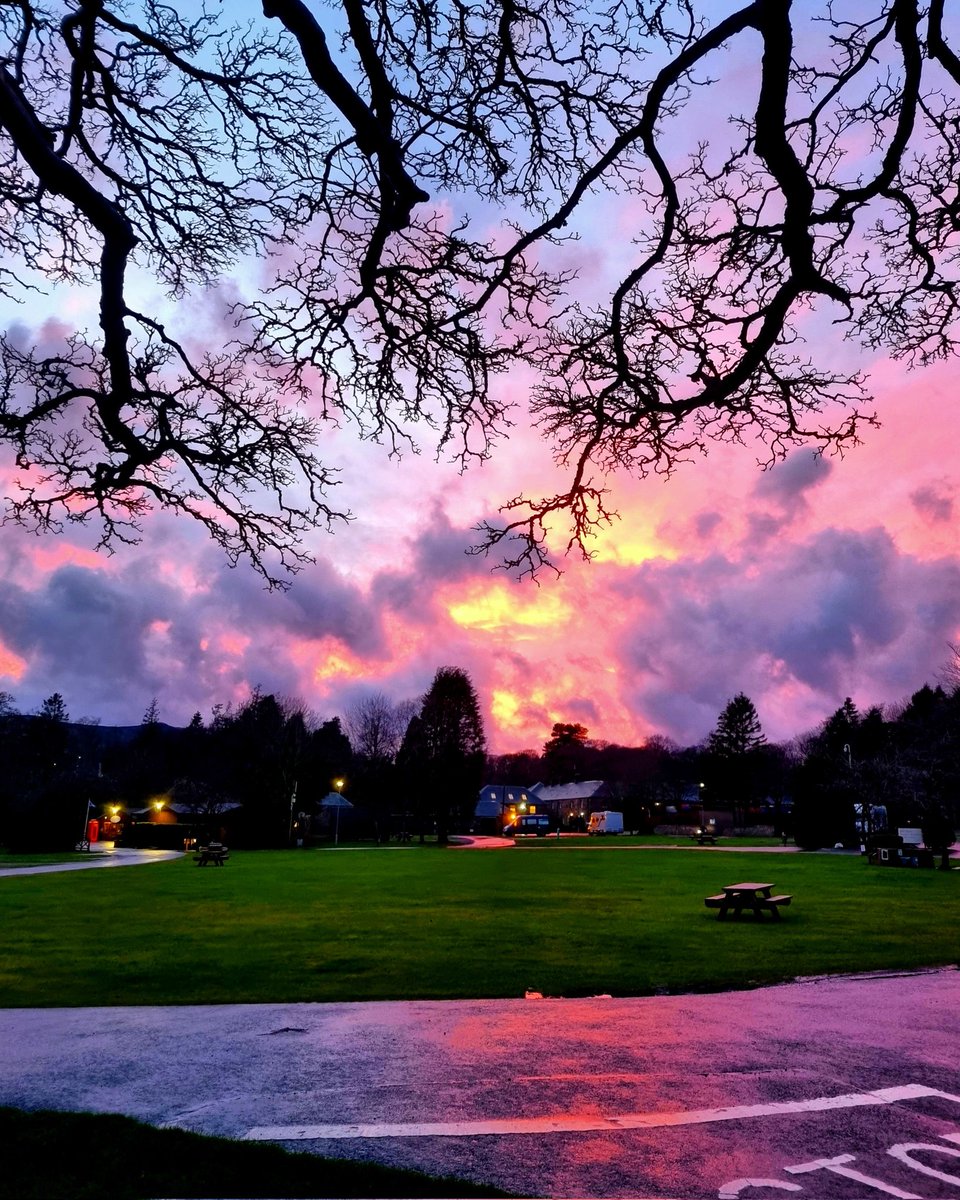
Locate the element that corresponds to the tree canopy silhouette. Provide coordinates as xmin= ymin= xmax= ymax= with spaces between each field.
xmin=3 ymin=1 xmax=960 ymax=580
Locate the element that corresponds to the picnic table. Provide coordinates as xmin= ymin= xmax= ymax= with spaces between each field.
xmin=194 ymin=843 xmax=229 ymax=867
xmin=692 ymin=830 xmax=719 ymax=845
xmin=704 ymin=881 xmax=792 ymax=920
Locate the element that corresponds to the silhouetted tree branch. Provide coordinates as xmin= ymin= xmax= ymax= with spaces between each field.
xmin=3 ymin=2 xmax=960 ymax=578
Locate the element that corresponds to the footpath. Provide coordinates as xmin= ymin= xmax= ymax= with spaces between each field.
xmin=0 ymin=845 xmax=182 ymax=877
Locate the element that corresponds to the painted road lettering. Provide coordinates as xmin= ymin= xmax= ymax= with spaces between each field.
xmin=784 ymin=1154 xmax=922 ymax=1198
xmin=887 ymin=1142 xmax=960 ymax=1186
xmin=718 ymin=1181 xmax=802 ymax=1198
xmin=720 ymin=1130 xmax=960 ymax=1197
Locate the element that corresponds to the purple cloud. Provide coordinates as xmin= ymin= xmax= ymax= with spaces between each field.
xmin=911 ymin=484 xmax=953 ymax=524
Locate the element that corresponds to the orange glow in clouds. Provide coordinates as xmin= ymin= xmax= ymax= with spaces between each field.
xmin=587 ymin=519 xmax=675 ymax=566
xmin=447 ymin=582 xmax=572 ymax=634
xmin=217 ymin=632 xmax=251 ymax=657
xmin=0 ymin=640 xmax=27 ymax=681
xmin=289 ymin=637 xmax=372 ymax=694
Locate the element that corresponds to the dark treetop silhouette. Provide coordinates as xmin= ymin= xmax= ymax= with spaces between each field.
xmin=2 ymin=1 xmax=959 ymax=581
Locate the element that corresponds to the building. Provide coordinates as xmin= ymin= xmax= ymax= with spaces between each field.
xmin=474 ymin=780 xmax=611 ymax=832
xmin=474 ymin=783 xmax=535 ymax=833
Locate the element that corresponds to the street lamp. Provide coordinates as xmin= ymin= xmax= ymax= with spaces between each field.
xmin=77 ymin=798 xmax=94 ymax=851
xmin=699 ymin=782 xmax=706 ymax=833
xmin=288 ymin=780 xmax=298 ymax=846
xmin=333 ymin=778 xmax=345 ymax=846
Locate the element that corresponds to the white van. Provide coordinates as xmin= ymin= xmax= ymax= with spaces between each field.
xmin=587 ymin=811 xmax=624 ymax=835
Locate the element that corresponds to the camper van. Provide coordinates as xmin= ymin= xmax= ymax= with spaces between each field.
xmin=587 ymin=810 xmax=624 ymax=835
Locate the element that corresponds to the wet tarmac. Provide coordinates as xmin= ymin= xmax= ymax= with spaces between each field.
xmin=2 ymin=968 xmax=958 ymax=1198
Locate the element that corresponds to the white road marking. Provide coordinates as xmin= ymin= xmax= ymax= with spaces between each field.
xmin=718 ymin=1178 xmax=802 ymax=1198
xmin=888 ymin=1141 xmax=960 ymax=1186
xmin=245 ymin=1082 xmax=960 ymax=1142
xmin=785 ymin=1153 xmax=921 ymax=1197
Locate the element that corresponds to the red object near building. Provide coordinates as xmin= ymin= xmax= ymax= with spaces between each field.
xmin=87 ymin=818 xmax=99 ymax=844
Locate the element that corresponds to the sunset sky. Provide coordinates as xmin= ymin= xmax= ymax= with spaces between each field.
xmin=1 ymin=4 xmax=959 ymax=754
xmin=1 ymin=340 xmax=957 ymax=753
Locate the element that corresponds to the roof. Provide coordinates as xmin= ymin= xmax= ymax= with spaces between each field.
xmin=529 ymin=780 xmax=608 ymax=802
xmin=318 ymin=792 xmax=353 ymax=808
xmin=127 ymin=801 xmax=241 ymax=816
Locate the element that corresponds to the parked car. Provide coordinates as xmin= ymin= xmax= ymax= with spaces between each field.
xmin=504 ymin=813 xmax=553 ymax=837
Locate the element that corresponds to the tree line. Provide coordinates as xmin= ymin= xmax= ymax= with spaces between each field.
xmin=0 ymin=667 xmax=486 ymax=851
xmin=492 ymin=680 xmax=959 ymax=850
xmin=1 ymin=656 xmax=957 ymax=853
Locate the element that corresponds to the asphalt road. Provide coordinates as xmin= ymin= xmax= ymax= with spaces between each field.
xmin=2 ymin=969 xmax=960 ymax=1198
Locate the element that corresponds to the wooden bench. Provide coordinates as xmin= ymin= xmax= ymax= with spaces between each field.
xmin=692 ymin=833 xmax=719 ymax=845
xmin=704 ymin=889 xmax=792 ymax=919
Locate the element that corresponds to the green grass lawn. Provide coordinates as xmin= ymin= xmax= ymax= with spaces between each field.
xmin=0 ymin=850 xmax=100 ymax=868
xmin=0 ymin=847 xmax=956 ymax=1007
xmin=0 ymin=1107 xmax=513 ymax=1200
xmin=510 ymin=833 xmax=784 ymax=847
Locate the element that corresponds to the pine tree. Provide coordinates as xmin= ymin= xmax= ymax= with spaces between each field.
xmin=706 ymin=693 xmax=765 ymax=829
xmin=39 ymin=693 xmax=69 ymax=724
xmin=708 ymin=694 xmax=766 ymax=757
xmin=411 ymin=667 xmax=486 ymax=844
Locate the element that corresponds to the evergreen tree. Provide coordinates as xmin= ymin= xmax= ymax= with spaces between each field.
xmin=410 ymin=667 xmax=486 ymax=844
xmin=39 ymin=693 xmax=69 ymax=724
xmin=542 ymin=722 xmax=591 ymax=783
xmin=396 ymin=713 xmax=429 ymax=842
xmin=708 ymin=694 xmax=766 ymax=757
xmin=819 ymin=697 xmax=859 ymax=759
xmin=706 ymin=694 xmax=766 ymax=828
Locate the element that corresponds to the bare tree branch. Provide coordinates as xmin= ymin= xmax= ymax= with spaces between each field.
xmin=2 ymin=1 xmax=960 ymax=578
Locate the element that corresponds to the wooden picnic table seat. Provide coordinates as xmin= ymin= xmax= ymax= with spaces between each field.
xmin=194 ymin=844 xmax=229 ymax=867
xmin=704 ymin=887 xmax=793 ymax=919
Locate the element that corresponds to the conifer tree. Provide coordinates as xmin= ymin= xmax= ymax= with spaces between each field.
xmin=411 ymin=668 xmax=486 ymax=844
xmin=708 ymin=694 xmax=766 ymax=757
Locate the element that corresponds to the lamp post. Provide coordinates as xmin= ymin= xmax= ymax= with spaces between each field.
xmin=333 ymin=777 xmax=345 ymax=846
xmin=77 ymin=798 xmax=94 ymax=851
xmin=288 ymin=780 xmax=298 ymax=846
xmin=698 ymin=781 xmax=705 ymax=833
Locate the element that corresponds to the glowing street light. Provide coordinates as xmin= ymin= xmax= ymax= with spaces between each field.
xmin=333 ymin=777 xmax=346 ymax=845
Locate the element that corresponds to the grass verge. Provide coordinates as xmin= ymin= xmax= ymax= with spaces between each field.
xmin=0 ymin=1107 xmax=513 ymax=1199
xmin=0 ymin=848 xmax=956 ymax=1006
xmin=0 ymin=851 xmax=100 ymax=868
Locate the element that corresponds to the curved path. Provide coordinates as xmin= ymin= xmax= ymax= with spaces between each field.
xmin=0 ymin=846 xmax=182 ymax=877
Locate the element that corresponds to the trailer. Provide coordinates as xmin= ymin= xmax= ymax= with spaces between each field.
xmin=587 ymin=810 xmax=624 ymax=835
